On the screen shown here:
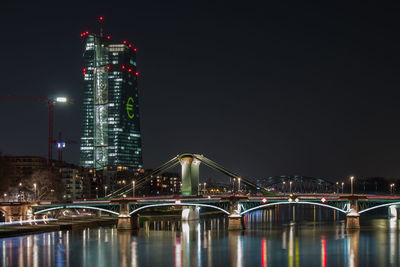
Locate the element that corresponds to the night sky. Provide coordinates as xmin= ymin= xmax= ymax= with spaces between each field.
xmin=1 ymin=2 xmax=400 ymax=182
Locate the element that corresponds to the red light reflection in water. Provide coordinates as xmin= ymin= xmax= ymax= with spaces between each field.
xmin=261 ymin=237 xmax=267 ymax=267
xmin=321 ymin=236 xmax=327 ymax=267
xmin=175 ymin=237 xmax=182 ymax=267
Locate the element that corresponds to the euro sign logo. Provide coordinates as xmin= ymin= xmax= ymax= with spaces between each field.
xmin=126 ymin=97 xmax=134 ymax=119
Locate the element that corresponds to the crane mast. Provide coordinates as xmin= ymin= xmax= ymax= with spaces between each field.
xmin=0 ymin=96 xmax=73 ymax=166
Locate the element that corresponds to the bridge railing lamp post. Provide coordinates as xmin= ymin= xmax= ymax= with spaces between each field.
xmin=350 ymin=176 xmax=354 ymax=195
xmin=18 ymin=182 xmax=22 ymax=202
xmin=33 ymin=183 xmax=37 ymax=201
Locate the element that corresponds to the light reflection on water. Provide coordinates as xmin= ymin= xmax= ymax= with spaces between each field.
xmin=0 ymin=207 xmax=399 ymax=266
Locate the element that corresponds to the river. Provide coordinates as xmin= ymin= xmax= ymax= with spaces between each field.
xmin=0 ymin=206 xmax=398 ymax=266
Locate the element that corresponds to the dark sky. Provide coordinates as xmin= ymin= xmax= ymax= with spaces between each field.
xmin=1 ymin=1 xmax=400 ymax=182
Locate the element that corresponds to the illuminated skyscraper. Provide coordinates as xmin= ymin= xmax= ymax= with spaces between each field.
xmin=79 ymin=27 xmax=142 ymax=169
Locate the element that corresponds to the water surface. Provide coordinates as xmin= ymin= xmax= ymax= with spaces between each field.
xmin=0 ymin=207 xmax=399 ymax=266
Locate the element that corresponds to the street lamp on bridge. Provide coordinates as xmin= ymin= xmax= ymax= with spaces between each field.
xmin=132 ymin=181 xmax=135 ymax=197
xmin=33 ymin=183 xmax=37 ymax=201
xmin=105 ymin=186 xmax=108 ymax=197
xmin=350 ymin=176 xmax=354 ymax=195
xmin=289 ymin=181 xmax=293 ymax=194
xmin=18 ymin=182 xmax=23 ymax=202
xmin=238 ymin=178 xmax=241 ymax=193
xmin=341 ymin=182 xmax=344 ymax=194
xmin=390 ymin=183 xmax=395 ymax=194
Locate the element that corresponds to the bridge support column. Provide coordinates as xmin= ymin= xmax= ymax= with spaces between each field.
xmin=182 ymin=206 xmax=200 ymax=221
xmin=179 ymin=156 xmax=200 ymax=196
xmin=346 ymin=212 xmax=360 ymax=229
xmin=346 ymin=199 xmax=360 ymax=229
xmin=226 ymin=196 xmax=247 ymax=230
xmin=389 ymin=205 xmax=398 ymax=218
xmin=96 ymin=210 xmax=102 ymax=218
xmin=228 ymin=214 xmax=245 ymax=230
xmin=117 ymin=200 xmax=139 ymax=230
xmin=118 ymin=214 xmax=139 ymax=230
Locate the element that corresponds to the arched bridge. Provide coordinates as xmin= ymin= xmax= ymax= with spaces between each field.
xmin=28 ymin=194 xmax=400 ymax=230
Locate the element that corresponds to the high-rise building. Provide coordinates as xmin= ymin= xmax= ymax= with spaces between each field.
xmin=79 ymin=27 xmax=142 ymax=170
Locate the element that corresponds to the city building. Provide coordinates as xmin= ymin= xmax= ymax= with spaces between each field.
xmin=57 ymin=164 xmax=83 ymax=200
xmin=257 ymin=175 xmax=335 ymax=193
xmin=5 ymin=156 xmax=47 ymax=182
xmin=102 ymin=165 xmax=144 ymax=194
xmin=148 ymin=172 xmax=180 ymax=195
xmin=79 ymin=27 xmax=142 ymax=170
xmin=81 ymin=167 xmax=102 ymax=199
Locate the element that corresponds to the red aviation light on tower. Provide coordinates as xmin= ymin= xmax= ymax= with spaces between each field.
xmin=82 ymin=68 xmax=86 ymax=75
xmin=98 ymin=16 xmax=104 ymax=37
xmin=106 ymin=66 xmax=111 ymax=70
xmin=128 ymin=44 xmax=132 ymax=48
xmin=107 ymin=36 xmax=111 ymax=39
xmin=123 ymin=40 xmax=127 ymax=44
xmin=135 ymin=72 xmax=139 ymax=76
xmin=128 ymin=68 xmax=132 ymax=72
xmin=121 ymin=65 xmax=125 ymax=69
xmin=134 ymin=48 xmax=137 ymax=52
xmin=80 ymin=31 xmax=90 ymax=37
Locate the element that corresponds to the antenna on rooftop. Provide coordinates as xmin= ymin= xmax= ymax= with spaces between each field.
xmin=99 ymin=16 xmax=104 ymax=37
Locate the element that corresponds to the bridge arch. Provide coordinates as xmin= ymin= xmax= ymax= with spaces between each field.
xmin=358 ymin=202 xmax=400 ymax=214
xmin=33 ymin=205 xmax=120 ymax=216
xmin=240 ymin=201 xmax=348 ymax=216
xmin=129 ymin=203 xmax=230 ymax=216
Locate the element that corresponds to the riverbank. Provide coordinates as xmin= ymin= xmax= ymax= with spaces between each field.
xmin=0 ymin=217 xmax=117 ymax=238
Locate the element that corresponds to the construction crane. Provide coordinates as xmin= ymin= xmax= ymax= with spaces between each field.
xmin=0 ymin=96 xmax=73 ymax=166
xmin=55 ymin=131 xmax=77 ymax=162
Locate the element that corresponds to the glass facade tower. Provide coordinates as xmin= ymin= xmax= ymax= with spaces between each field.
xmin=79 ymin=33 xmax=142 ymax=169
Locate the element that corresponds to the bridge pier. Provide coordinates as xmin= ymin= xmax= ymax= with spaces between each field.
xmin=346 ymin=198 xmax=360 ymax=229
xmin=389 ymin=205 xmax=398 ymax=218
xmin=118 ymin=214 xmax=139 ymax=230
xmin=96 ymin=210 xmax=102 ymax=218
xmin=182 ymin=206 xmax=200 ymax=221
xmin=228 ymin=215 xmax=245 ymax=230
xmin=346 ymin=212 xmax=360 ymax=229
xmin=225 ymin=196 xmax=247 ymax=230
xmin=117 ymin=200 xmax=139 ymax=230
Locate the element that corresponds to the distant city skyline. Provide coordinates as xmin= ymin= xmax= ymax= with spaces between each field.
xmin=1 ymin=2 xmax=400 ymax=181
